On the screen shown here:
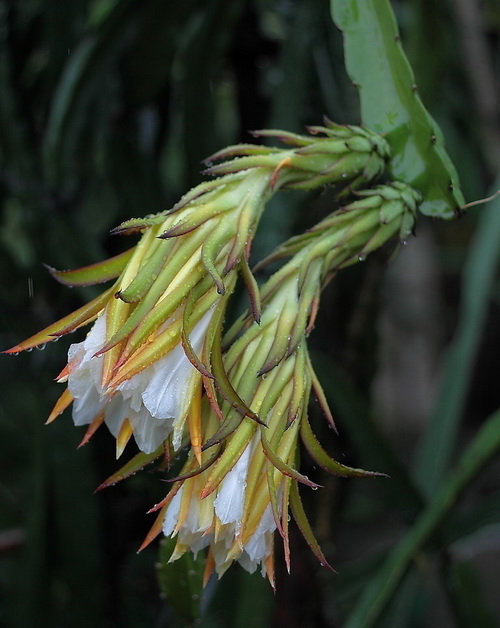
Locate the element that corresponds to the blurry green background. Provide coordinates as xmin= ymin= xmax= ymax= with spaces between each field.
xmin=1 ymin=0 xmax=499 ymax=626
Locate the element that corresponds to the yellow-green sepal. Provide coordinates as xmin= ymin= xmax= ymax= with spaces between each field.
xmin=45 ymin=248 xmax=135 ymax=287
xmin=301 ymin=414 xmax=388 ymax=478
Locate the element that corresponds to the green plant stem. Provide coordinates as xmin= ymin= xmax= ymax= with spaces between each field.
xmin=344 ymin=407 xmax=500 ymax=628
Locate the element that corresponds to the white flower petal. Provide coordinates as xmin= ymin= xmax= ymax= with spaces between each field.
xmin=141 ymin=343 xmax=192 ymax=419
xmin=102 ymin=395 xmax=129 ymax=437
xmin=142 ymin=310 xmax=213 ymax=421
xmin=243 ymin=504 xmax=276 ymax=561
xmin=214 ymin=444 xmax=252 ymax=525
xmin=65 ymin=306 xmax=216 ymax=454
xmin=128 ymin=405 xmax=172 ymax=454
xmin=67 ymin=315 xmax=107 ymax=426
xmin=163 ymin=487 xmax=184 ymax=536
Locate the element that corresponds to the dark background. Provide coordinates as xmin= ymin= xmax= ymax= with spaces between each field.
xmin=0 ymin=1 xmax=499 ymax=626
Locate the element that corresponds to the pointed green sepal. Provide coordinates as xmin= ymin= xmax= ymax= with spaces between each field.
xmin=95 ymin=446 xmax=164 ymax=491
xmin=3 ymin=285 xmax=115 ymax=354
xmin=210 ymin=318 xmax=263 ymax=425
xmin=116 ymin=237 xmax=173 ymax=304
xmin=205 ymin=143 xmax=281 ymax=163
xmin=164 ymin=447 xmax=222 ymax=483
xmin=289 ymin=480 xmax=334 ymax=571
xmin=260 ymin=425 xmax=321 ymax=489
xmin=308 ymin=357 xmax=337 ymax=431
xmin=110 ymin=215 xmax=167 ymax=235
xmin=301 ymin=414 xmax=388 ymax=478
xmin=45 ymin=248 xmax=135 ymax=287
xmin=266 ymin=462 xmax=285 ymax=538
xmin=201 ymin=412 xmax=245 ymax=452
xmin=201 ymin=221 xmax=229 ymax=295
xmin=250 ymin=129 xmax=313 ymax=147
xmin=240 ymin=255 xmax=261 ymax=324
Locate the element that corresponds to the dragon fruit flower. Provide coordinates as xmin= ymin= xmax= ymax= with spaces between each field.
xmin=5 ymin=122 xmax=391 ymax=456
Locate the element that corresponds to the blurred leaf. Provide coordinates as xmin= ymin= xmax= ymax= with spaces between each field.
xmin=344 ymin=406 xmax=500 ymax=628
xmin=443 ymin=559 xmax=497 ymax=628
xmin=181 ymin=0 xmax=245 ymax=186
xmin=201 ymin=567 xmax=274 ymax=628
xmin=445 ymin=492 xmax=500 ymax=545
xmin=330 ymin=0 xmax=465 ymax=218
xmin=123 ymin=0 xmax=201 ymax=106
xmin=415 ymin=181 xmax=500 ymax=497
xmin=157 ymin=536 xmax=205 ymax=625
xmin=43 ymin=0 xmax=144 ymax=183
xmin=267 ymin=0 xmax=324 ymax=131
xmin=11 ymin=418 xmax=50 ymax=628
xmin=12 ymin=410 xmax=103 ymax=628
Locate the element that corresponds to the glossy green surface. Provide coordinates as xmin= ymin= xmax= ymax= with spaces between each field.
xmin=331 ymin=0 xmax=465 ymax=218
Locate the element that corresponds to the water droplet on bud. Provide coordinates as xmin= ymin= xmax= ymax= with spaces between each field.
xmin=358 ymin=253 xmax=366 ymax=262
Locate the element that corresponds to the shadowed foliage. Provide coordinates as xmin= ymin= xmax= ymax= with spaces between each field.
xmin=0 ymin=1 xmax=499 ymax=626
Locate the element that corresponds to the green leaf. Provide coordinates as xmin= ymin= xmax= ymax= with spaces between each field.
xmin=444 ymin=492 xmax=500 ymax=545
xmin=343 ymin=407 xmax=500 ymax=628
xmin=415 ymin=181 xmax=500 ymax=497
xmin=330 ymin=0 xmax=465 ymax=218
xmin=157 ymin=537 xmax=205 ymax=624
xmin=443 ymin=560 xmax=497 ymax=628
xmin=43 ymin=0 xmax=144 ymax=183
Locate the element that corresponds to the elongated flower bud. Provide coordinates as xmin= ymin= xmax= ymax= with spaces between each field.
xmin=205 ymin=118 xmax=390 ymax=191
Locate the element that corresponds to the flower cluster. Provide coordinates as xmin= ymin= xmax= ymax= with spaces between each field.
xmin=6 ymin=121 xmax=389 ymax=458
xmin=147 ymin=182 xmax=419 ymax=584
xmin=5 ymin=120 xmax=420 ymax=583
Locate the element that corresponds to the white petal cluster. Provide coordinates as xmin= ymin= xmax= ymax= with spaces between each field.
xmin=66 ymin=309 xmax=212 ymax=454
xmin=162 ymin=436 xmax=277 ymax=577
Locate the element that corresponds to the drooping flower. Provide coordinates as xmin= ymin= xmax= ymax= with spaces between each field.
xmin=154 ymin=294 xmax=321 ymax=584
xmin=5 ymin=122 xmax=391 ymax=456
xmin=60 ymin=308 xmax=214 ymax=454
xmin=144 ymin=181 xmax=420 ymax=583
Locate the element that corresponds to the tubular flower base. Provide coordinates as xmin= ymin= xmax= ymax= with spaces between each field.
xmin=5 ymin=121 xmax=390 ymax=457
